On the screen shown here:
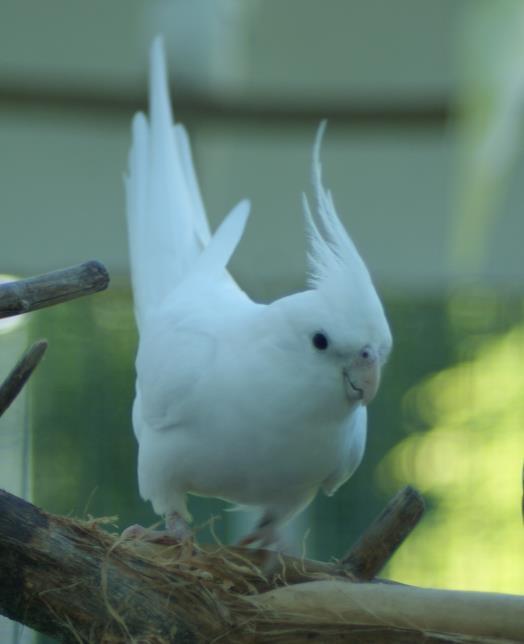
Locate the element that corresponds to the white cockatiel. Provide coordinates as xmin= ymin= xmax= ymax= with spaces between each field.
xmin=125 ymin=38 xmax=392 ymax=546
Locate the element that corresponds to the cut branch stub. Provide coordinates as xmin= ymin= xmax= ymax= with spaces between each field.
xmin=0 ymin=339 xmax=48 ymax=417
xmin=0 ymin=260 xmax=110 ymax=319
xmin=340 ymin=485 xmax=425 ymax=580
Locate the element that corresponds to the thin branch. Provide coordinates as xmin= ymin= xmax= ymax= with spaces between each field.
xmin=0 ymin=339 xmax=48 ymax=417
xmin=0 ymin=260 xmax=109 ymax=319
xmin=340 ymin=485 xmax=425 ymax=580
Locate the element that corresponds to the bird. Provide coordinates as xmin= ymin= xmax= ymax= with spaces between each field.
xmin=123 ymin=37 xmax=392 ymax=548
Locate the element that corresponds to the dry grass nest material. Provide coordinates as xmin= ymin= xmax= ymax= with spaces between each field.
xmin=74 ymin=516 xmax=355 ymax=642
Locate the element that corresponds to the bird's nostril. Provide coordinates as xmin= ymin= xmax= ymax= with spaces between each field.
xmin=360 ymin=346 xmax=375 ymax=362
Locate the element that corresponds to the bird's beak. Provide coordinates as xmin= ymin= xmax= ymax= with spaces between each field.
xmin=343 ymin=354 xmax=381 ymax=406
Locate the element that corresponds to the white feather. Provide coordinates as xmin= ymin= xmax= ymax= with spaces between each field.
xmin=303 ymin=121 xmax=374 ymax=296
xmin=125 ymin=36 xmax=248 ymax=329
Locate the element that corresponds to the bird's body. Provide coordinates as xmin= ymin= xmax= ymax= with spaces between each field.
xmin=125 ymin=39 xmax=391 ymax=545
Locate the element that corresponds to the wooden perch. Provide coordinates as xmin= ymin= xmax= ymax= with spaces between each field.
xmin=253 ymin=580 xmax=524 ymax=642
xmin=1 ymin=488 xmax=523 ymax=643
xmin=341 ymin=485 xmax=425 ymax=579
xmin=0 ymin=260 xmax=109 ymax=318
xmin=0 ymin=339 xmax=47 ymax=417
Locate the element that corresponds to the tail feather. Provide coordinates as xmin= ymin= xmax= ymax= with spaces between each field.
xmin=125 ymin=36 xmax=208 ymax=328
xmin=174 ymin=124 xmax=211 ymax=246
xmin=125 ymin=114 xmax=149 ymax=317
xmin=192 ymin=200 xmax=250 ymax=280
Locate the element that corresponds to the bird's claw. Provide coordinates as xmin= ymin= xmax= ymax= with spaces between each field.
xmin=237 ymin=515 xmax=277 ymax=549
xmin=121 ymin=513 xmax=192 ymax=546
xmin=121 ymin=523 xmax=151 ymax=540
xmin=121 ymin=525 xmax=182 ymax=545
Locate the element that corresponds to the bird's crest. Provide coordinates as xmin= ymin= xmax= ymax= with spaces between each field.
xmin=303 ymin=122 xmax=375 ymax=299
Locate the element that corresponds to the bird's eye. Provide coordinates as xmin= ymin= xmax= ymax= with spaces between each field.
xmin=312 ymin=332 xmax=329 ymax=351
xmin=359 ymin=346 xmax=375 ymax=362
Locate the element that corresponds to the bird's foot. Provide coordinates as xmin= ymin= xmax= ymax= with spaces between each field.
xmin=121 ymin=512 xmax=192 ymax=546
xmin=166 ymin=511 xmax=193 ymax=541
xmin=121 ymin=524 xmax=182 ymax=545
xmin=237 ymin=513 xmax=287 ymax=573
xmin=121 ymin=523 xmax=151 ymax=540
xmin=237 ymin=513 xmax=277 ymax=549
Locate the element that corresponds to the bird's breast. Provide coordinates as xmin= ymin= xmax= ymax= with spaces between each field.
xmin=173 ymin=401 xmax=351 ymax=505
xmin=137 ymin=323 xmax=357 ymax=506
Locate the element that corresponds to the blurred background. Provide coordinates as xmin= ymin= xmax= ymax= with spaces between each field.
xmin=0 ymin=0 xmax=523 ymax=640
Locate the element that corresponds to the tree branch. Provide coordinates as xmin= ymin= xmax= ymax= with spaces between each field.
xmin=0 ymin=260 xmax=109 ymax=318
xmin=1 ymin=488 xmax=522 ymax=643
xmin=0 ymin=339 xmax=48 ymax=417
xmin=252 ymin=580 xmax=524 ymax=642
xmin=0 ymin=489 xmax=206 ymax=642
xmin=340 ymin=485 xmax=425 ymax=579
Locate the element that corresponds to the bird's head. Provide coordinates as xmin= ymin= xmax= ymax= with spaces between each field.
xmin=272 ymin=123 xmax=392 ymax=409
